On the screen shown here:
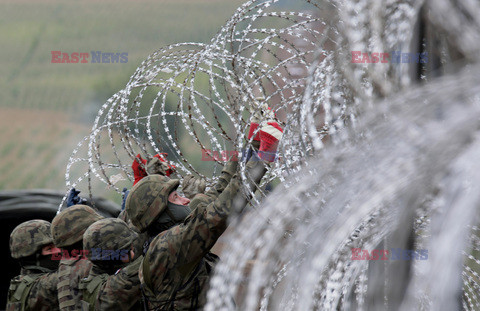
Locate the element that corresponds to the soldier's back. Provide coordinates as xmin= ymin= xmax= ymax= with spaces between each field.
xmin=57 ymin=258 xmax=92 ymax=310
xmin=79 ymin=256 xmax=144 ymax=311
xmin=7 ymin=267 xmax=59 ymax=311
xmin=141 ymin=247 xmax=219 ymax=310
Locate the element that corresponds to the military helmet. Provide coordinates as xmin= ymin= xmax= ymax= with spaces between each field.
xmin=51 ymin=204 xmax=104 ymax=248
xmin=83 ymin=218 xmax=137 ymax=261
xmin=10 ymin=220 xmax=54 ymax=259
xmin=126 ymin=174 xmax=180 ymax=232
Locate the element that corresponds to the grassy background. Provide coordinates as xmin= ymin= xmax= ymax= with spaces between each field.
xmin=0 ymin=0 xmax=245 ymax=202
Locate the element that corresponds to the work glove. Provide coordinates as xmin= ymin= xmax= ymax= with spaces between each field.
xmin=66 ymin=188 xmax=87 ymax=207
xmin=147 ymin=155 xmax=176 ymax=177
xmin=132 ymin=153 xmax=176 ymax=185
xmin=248 ymin=99 xmax=274 ymax=143
xmin=247 ymin=110 xmax=262 ymax=142
xmin=258 ymin=120 xmax=283 ymax=162
xmin=182 ymin=175 xmax=207 ymax=199
xmin=132 ymin=154 xmax=148 ymax=186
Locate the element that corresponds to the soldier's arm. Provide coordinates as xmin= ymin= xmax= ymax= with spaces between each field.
xmin=144 ymin=160 xmax=267 ymax=293
xmin=202 ymin=160 xmax=238 ymax=200
xmin=95 ymin=256 xmax=143 ymax=310
xmin=182 ymin=160 xmax=238 ymax=210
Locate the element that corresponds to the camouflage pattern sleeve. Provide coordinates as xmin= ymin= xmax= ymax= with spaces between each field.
xmin=141 ymin=158 xmax=275 ymax=299
xmin=94 ymin=256 xmax=143 ymax=310
xmin=202 ymin=161 xmax=238 ymax=201
xmin=7 ymin=270 xmax=60 ymax=311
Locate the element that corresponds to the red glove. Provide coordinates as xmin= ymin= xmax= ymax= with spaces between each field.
xmin=132 ymin=154 xmax=148 ymax=185
xmin=248 ymin=120 xmax=261 ymax=142
xmin=248 ymin=105 xmax=275 ymax=142
xmin=258 ymin=121 xmax=283 ymax=162
xmin=153 ymin=153 xmax=176 ymax=176
xmin=132 ymin=153 xmax=176 ymax=185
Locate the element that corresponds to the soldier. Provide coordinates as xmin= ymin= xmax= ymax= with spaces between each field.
xmin=51 ymin=205 xmax=104 ymax=310
xmin=79 ymin=218 xmax=144 ymax=310
xmin=126 ymin=117 xmax=283 ymax=310
xmin=119 ymin=153 xmax=205 ymax=257
xmin=7 ymin=219 xmax=61 ymax=311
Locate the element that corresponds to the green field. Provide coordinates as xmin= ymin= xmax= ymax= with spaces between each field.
xmin=0 ymin=0 xmax=245 ymax=112
xmin=0 ymin=0 xmax=245 ymax=202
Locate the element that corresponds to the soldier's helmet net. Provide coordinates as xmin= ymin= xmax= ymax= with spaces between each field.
xmin=83 ymin=218 xmax=137 ymax=261
xmin=10 ymin=220 xmax=54 ymax=259
xmin=126 ymin=174 xmax=180 ymax=232
xmin=51 ymin=204 xmax=104 ymax=248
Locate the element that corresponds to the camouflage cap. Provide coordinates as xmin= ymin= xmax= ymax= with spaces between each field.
xmin=51 ymin=204 xmax=104 ymax=248
xmin=126 ymin=174 xmax=180 ymax=232
xmin=83 ymin=218 xmax=137 ymax=261
xmin=10 ymin=219 xmax=54 ymax=259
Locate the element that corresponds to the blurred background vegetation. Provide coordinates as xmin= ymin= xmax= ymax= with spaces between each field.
xmin=0 ymin=0 xmax=245 ymax=201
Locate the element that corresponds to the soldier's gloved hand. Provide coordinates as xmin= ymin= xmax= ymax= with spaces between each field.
xmin=155 ymin=153 xmax=176 ymax=176
xmin=132 ymin=153 xmax=177 ymax=186
xmin=222 ymin=160 xmax=239 ymax=176
xmin=248 ymin=107 xmax=263 ymax=143
xmin=132 ymin=154 xmax=148 ymax=186
xmin=248 ymin=101 xmax=276 ymax=147
xmin=66 ymin=187 xmax=87 ymax=207
xmin=258 ymin=120 xmax=283 ymax=162
xmin=181 ymin=175 xmax=207 ymax=199
xmin=147 ymin=154 xmax=176 ymax=177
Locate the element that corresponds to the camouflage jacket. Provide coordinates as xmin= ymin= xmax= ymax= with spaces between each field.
xmin=79 ymin=256 xmax=144 ymax=311
xmin=6 ymin=266 xmax=59 ymax=311
xmin=57 ymin=258 xmax=92 ymax=310
xmin=141 ymin=160 xmax=266 ymax=310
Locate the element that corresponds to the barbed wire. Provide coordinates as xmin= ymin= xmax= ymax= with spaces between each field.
xmin=63 ymin=0 xmax=480 ymax=309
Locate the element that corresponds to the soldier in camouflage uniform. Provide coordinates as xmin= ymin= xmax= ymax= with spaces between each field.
xmin=51 ymin=205 xmax=104 ymax=310
xmin=125 ymin=113 xmax=282 ymax=309
xmin=79 ymin=218 xmax=144 ymax=310
xmin=7 ymin=219 xmax=61 ymax=311
xmin=119 ymin=153 xmax=206 ymax=257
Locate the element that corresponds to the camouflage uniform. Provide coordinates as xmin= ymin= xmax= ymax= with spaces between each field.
xmin=56 ymin=259 xmax=93 ymax=311
xmin=79 ymin=218 xmax=143 ymax=311
xmin=7 ymin=220 xmax=60 ymax=311
xmin=7 ymin=268 xmax=59 ymax=311
xmin=51 ymin=205 xmax=104 ymax=310
xmin=127 ymin=160 xmax=266 ymax=310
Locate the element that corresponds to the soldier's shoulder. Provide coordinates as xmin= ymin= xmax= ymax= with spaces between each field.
xmin=35 ymin=271 xmax=59 ymax=290
xmin=59 ymin=258 xmax=92 ymax=277
xmin=59 ymin=258 xmax=78 ymax=267
xmin=143 ymin=231 xmax=173 ymax=267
